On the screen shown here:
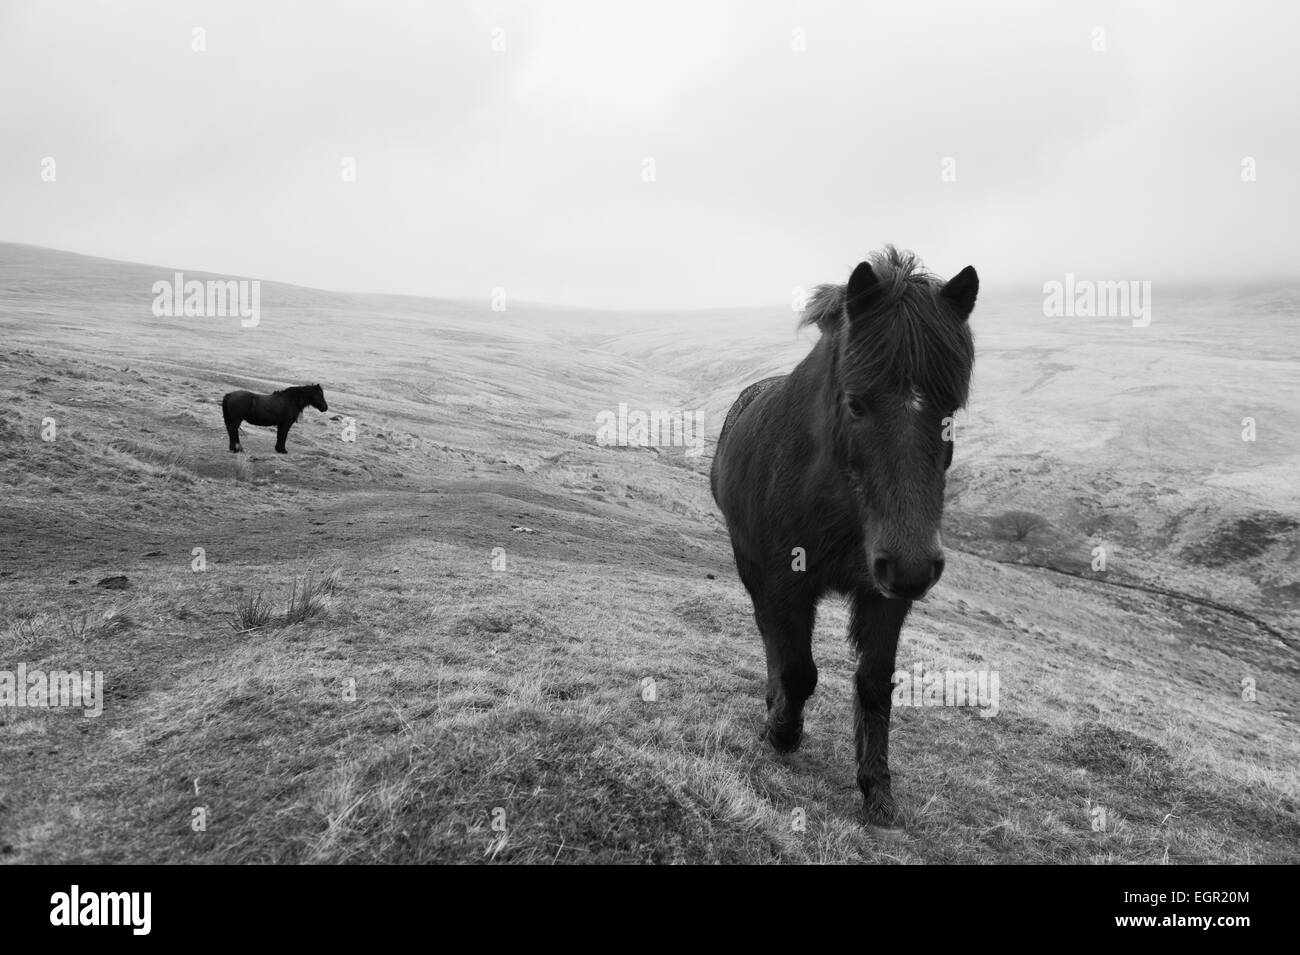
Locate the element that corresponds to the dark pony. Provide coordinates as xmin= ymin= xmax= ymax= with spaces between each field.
xmin=710 ymin=247 xmax=977 ymax=833
xmin=222 ymin=384 xmax=328 ymax=454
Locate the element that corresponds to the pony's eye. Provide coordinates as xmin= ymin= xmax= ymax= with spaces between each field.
xmin=846 ymin=394 xmax=868 ymax=418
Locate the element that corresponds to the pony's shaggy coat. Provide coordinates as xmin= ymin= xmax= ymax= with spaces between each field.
xmin=710 ymin=247 xmax=977 ymax=830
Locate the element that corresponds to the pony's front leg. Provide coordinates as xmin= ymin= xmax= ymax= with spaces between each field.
xmin=850 ymin=589 xmax=911 ymax=833
xmin=275 ymin=422 xmax=290 ymax=453
xmin=755 ymin=597 xmax=817 ymax=753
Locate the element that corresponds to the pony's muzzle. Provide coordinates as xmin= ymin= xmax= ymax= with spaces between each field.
xmin=872 ymin=552 xmax=945 ymax=600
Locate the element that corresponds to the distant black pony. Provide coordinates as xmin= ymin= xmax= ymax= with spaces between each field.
xmin=222 ymin=384 xmax=328 ymax=454
xmin=710 ymin=247 xmax=977 ymax=833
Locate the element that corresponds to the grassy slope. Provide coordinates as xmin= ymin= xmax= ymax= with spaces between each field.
xmin=0 ymin=244 xmax=1297 ymax=864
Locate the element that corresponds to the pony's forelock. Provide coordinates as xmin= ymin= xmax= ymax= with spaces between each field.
xmin=798 ymin=246 xmax=974 ymax=408
xmin=799 ymin=247 xmax=932 ymax=333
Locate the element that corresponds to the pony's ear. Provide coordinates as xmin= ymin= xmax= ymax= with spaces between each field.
xmin=845 ymin=261 xmax=879 ymax=321
xmin=941 ymin=266 xmax=978 ymax=319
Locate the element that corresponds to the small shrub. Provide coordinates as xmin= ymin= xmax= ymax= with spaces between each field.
xmin=991 ymin=510 xmax=1048 ymax=542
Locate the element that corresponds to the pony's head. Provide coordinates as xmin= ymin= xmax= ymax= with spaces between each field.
xmin=803 ymin=247 xmax=977 ymax=600
xmin=305 ymin=383 xmax=328 ymax=413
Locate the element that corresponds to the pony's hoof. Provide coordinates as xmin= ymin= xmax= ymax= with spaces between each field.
xmin=762 ymin=718 xmax=804 ymax=754
xmin=863 ymin=789 xmax=902 ymax=834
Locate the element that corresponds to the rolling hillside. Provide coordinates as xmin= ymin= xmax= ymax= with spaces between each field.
xmin=1 ymin=243 xmax=1296 ymax=863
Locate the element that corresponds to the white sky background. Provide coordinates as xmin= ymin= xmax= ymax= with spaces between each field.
xmin=1 ymin=0 xmax=1295 ymax=308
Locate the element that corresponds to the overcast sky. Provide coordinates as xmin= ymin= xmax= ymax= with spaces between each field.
xmin=1 ymin=0 xmax=1295 ymax=308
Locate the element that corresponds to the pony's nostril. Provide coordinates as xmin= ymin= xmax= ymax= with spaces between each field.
xmin=872 ymin=557 xmax=893 ymax=585
xmin=931 ymin=557 xmax=946 ymax=584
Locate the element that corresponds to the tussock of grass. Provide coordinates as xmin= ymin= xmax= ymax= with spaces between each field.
xmin=315 ymin=568 xmax=342 ymax=597
xmin=285 ymin=571 xmax=337 ymax=624
xmin=285 ymin=579 xmax=325 ymax=625
xmin=232 ymin=570 xmax=342 ymax=632
xmin=63 ymin=607 xmax=133 ymax=641
xmin=232 ymin=591 xmax=275 ymax=633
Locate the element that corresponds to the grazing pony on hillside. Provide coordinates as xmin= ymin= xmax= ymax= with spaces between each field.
xmin=710 ymin=247 xmax=977 ymax=833
xmin=222 ymin=384 xmax=328 ymax=454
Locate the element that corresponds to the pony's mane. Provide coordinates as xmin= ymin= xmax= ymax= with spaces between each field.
xmin=799 ymin=247 xmax=974 ymax=408
xmin=274 ymin=384 xmax=320 ymax=406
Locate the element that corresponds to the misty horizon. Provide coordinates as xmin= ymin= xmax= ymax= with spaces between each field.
xmin=3 ymin=240 xmax=1294 ymax=318
xmin=2 ymin=0 xmax=1296 ymax=309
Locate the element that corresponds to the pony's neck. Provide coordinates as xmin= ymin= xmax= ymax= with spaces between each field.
xmin=785 ymin=334 xmax=843 ymax=442
xmin=793 ymin=333 xmax=855 ymax=475
xmin=791 ymin=332 xmax=840 ymax=407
